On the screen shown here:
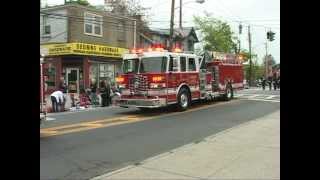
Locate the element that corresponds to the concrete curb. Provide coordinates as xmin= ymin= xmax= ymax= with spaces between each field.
xmin=47 ymin=106 xmax=117 ymax=117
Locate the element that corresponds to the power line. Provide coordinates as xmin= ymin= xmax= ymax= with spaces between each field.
xmin=241 ymin=19 xmax=280 ymax=22
xmin=41 ymin=10 xmax=280 ymax=33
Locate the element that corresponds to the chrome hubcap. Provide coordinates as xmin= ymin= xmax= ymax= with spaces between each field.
xmin=180 ymin=93 xmax=188 ymax=108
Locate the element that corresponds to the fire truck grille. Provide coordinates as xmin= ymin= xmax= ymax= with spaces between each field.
xmin=129 ymin=75 xmax=148 ymax=95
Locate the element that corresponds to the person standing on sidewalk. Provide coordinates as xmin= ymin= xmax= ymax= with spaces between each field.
xmin=90 ymin=79 xmax=98 ymax=106
xmin=100 ymin=80 xmax=107 ymax=107
xmin=50 ymin=90 xmax=64 ymax=112
xmin=106 ymin=80 xmax=111 ymax=106
xmin=261 ymin=77 xmax=266 ymax=90
xmin=268 ymin=76 xmax=272 ymax=91
xmin=272 ymin=72 xmax=277 ymax=90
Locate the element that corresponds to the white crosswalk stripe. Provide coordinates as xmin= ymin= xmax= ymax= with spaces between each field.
xmin=234 ymin=93 xmax=280 ymax=102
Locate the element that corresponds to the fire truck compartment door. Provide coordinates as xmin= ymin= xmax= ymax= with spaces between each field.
xmin=199 ymin=69 xmax=207 ymax=97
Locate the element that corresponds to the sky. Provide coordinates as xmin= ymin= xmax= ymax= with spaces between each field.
xmin=43 ymin=0 xmax=280 ymax=64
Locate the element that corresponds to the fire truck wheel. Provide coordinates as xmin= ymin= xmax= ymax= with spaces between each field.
xmin=223 ymin=85 xmax=233 ymax=101
xmin=177 ymin=88 xmax=190 ymax=111
xmin=138 ymin=107 xmax=151 ymax=112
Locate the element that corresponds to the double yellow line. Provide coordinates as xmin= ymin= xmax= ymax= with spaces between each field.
xmin=40 ymin=100 xmax=239 ymax=138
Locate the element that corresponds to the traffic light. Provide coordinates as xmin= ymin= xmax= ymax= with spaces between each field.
xmin=267 ymin=31 xmax=275 ymax=41
xmin=270 ymin=31 xmax=275 ymax=41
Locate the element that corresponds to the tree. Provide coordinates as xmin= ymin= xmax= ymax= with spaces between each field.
xmin=107 ymin=0 xmax=150 ymax=31
xmin=193 ymin=13 xmax=238 ymax=53
xmin=65 ymin=0 xmax=90 ymax=6
xmin=244 ymin=60 xmax=263 ymax=83
xmin=263 ymin=54 xmax=276 ymax=66
xmin=239 ymin=49 xmax=257 ymax=62
xmin=108 ymin=0 xmax=148 ymax=16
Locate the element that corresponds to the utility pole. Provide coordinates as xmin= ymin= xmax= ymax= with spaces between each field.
xmin=248 ymin=25 xmax=252 ymax=87
xmin=179 ymin=0 xmax=182 ymax=29
xmin=169 ymin=0 xmax=176 ymax=51
xmin=238 ymin=23 xmax=242 ymax=54
xmin=133 ymin=20 xmax=137 ymax=49
xmin=265 ymin=42 xmax=268 ymax=79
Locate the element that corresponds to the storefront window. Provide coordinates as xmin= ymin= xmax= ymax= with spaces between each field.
xmin=45 ymin=63 xmax=56 ymax=88
xmin=90 ymin=63 xmax=99 ymax=88
xmin=99 ymin=64 xmax=115 ymax=84
xmin=90 ymin=63 xmax=115 ymax=88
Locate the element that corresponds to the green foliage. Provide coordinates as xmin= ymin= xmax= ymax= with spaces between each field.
xmin=243 ymin=59 xmax=265 ymax=82
xmin=263 ymin=54 xmax=276 ymax=66
xmin=240 ymin=49 xmax=257 ymax=62
xmin=193 ymin=13 xmax=237 ymax=53
xmin=65 ymin=0 xmax=90 ymax=6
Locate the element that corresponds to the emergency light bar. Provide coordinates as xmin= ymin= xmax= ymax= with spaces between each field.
xmin=130 ymin=47 xmax=166 ymax=54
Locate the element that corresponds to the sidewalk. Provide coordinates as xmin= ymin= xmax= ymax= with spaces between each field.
xmin=44 ymin=93 xmax=118 ymax=116
xmin=92 ymin=110 xmax=280 ymax=180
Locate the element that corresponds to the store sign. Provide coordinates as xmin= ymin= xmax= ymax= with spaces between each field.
xmin=41 ymin=43 xmax=129 ymax=58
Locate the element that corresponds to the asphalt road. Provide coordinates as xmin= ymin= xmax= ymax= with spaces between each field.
xmin=40 ymin=89 xmax=280 ymax=180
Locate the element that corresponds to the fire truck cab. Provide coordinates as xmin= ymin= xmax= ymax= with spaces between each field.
xmin=116 ymin=49 xmax=244 ymax=111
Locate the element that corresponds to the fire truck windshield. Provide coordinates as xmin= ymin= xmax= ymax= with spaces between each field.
xmin=139 ymin=56 xmax=167 ymax=73
xmin=123 ymin=58 xmax=139 ymax=73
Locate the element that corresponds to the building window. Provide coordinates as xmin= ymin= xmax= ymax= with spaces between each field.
xmin=90 ymin=63 xmax=99 ymax=88
xmin=188 ymin=40 xmax=193 ymax=51
xmin=117 ymin=22 xmax=125 ymax=41
xmin=44 ymin=63 xmax=56 ymax=88
xmin=90 ymin=63 xmax=115 ymax=88
xmin=42 ymin=15 xmax=51 ymax=35
xmin=85 ymin=24 xmax=93 ymax=34
xmin=44 ymin=25 xmax=51 ymax=34
xmin=99 ymin=64 xmax=115 ymax=83
xmin=84 ymin=12 xmax=103 ymax=37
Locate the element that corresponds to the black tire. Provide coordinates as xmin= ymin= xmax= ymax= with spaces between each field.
xmin=177 ymin=88 xmax=190 ymax=111
xmin=138 ymin=107 xmax=153 ymax=113
xmin=223 ymin=84 xmax=233 ymax=101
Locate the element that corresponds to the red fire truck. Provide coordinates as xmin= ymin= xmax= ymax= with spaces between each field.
xmin=115 ymin=48 xmax=244 ymax=111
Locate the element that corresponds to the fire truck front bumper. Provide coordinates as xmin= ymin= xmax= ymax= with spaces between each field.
xmin=116 ymin=98 xmax=167 ymax=108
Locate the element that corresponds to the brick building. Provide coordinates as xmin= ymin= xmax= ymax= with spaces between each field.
xmin=40 ymin=3 xmax=141 ymax=95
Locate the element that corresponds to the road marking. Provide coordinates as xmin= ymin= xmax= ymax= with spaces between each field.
xmin=265 ymin=95 xmax=277 ymax=99
xmin=248 ymin=94 xmax=260 ymax=98
xmin=46 ymin=117 xmax=56 ymax=121
xmin=40 ymin=100 xmax=240 ymax=138
xmin=243 ymin=98 xmax=280 ymax=103
xmin=234 ymin=94 xmax=245 ymax=97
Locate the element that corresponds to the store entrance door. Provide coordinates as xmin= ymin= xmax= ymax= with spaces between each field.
xmin=66 ymin=68 xmax=79 ymax=94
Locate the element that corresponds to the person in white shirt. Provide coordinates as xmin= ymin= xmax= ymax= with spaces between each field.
xmin=50 ymin=90 xmax=64 ymax=112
